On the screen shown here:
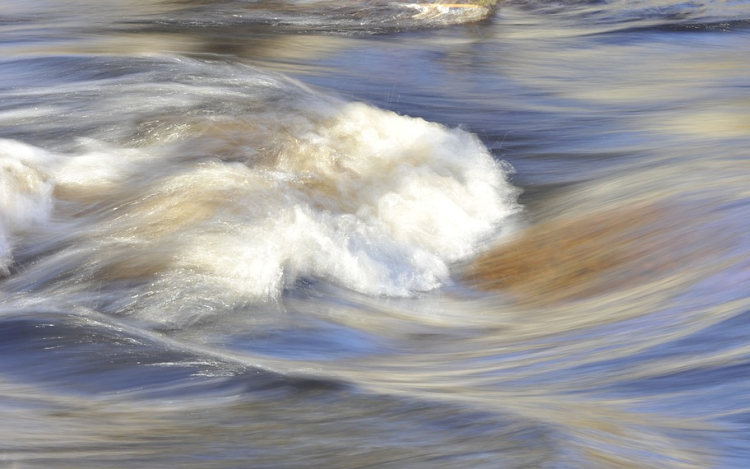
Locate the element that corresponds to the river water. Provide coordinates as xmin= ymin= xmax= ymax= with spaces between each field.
xmin=2 ymin=1 xmax=750 ymax=467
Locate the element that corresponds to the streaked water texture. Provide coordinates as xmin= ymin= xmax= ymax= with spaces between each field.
xmin=1 ymin=1 xmax=750 ymax=468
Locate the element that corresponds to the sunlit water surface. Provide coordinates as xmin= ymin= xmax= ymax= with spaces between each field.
xmin=2 ymin=1 xmax=750 ymax=467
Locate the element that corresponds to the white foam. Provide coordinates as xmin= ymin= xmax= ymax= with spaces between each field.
xmin=147 ymin=102 xmax=519 ymax=299
xmin=0 ymin=100 xmax=519 ymax=307
xmin=55 ymin=143 xmax=137 ymax=189
xmin=0 ymin=140 xmax=58 ymax=274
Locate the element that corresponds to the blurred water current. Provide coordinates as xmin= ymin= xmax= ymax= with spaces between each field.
xmin=1 ymin=1 xmax=750 ymax=467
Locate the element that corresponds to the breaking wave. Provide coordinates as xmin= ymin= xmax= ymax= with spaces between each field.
xmin=0 ymin=56 xmax=518 ymax=324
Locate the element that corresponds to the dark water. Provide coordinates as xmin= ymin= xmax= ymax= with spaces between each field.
xmin=2 ymin=1 xmax=750 ymax=467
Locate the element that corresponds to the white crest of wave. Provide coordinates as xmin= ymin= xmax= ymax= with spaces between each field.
xmin=0 ymin=140 xmax=57 ymax=275
xmin=1 ymin=101 xmax=519 ymax=308
xmin=281 ymin=102 xmax=516 ymax=261
xmin=169 ymin=102 xmax=519 ymax=299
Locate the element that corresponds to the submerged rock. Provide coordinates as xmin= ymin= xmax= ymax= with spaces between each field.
xmin=465 ymin=202 xmax=726 ymax=304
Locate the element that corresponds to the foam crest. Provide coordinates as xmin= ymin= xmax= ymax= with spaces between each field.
xmin=1 ymin=92 xmax=519 ymax=313
xmin=174 ymin=103 xmax=517 ymax=300
xmin=281 ymin=103 xmax=517 ymax=262
xmin=400 ymin=2 xmax=492 ymax=23
xmin=0 ymin=140 xmax=58 ymax=274
xmin=102 ymin=102 xmax=517 ymax=302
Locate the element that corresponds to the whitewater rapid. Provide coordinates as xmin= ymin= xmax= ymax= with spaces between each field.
xmin=0 ymin=56 xmax=519 ymax=326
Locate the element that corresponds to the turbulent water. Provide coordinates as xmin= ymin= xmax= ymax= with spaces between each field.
xmin=2 ymin=1 xmax=750 ymax=467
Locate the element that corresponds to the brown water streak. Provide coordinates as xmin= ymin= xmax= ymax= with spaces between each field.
xmin=465 ymin=202 xmax=721 ymax=304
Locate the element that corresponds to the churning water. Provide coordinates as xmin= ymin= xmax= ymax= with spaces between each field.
xmin=2 ymin=1 xmax=750 ymax=467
